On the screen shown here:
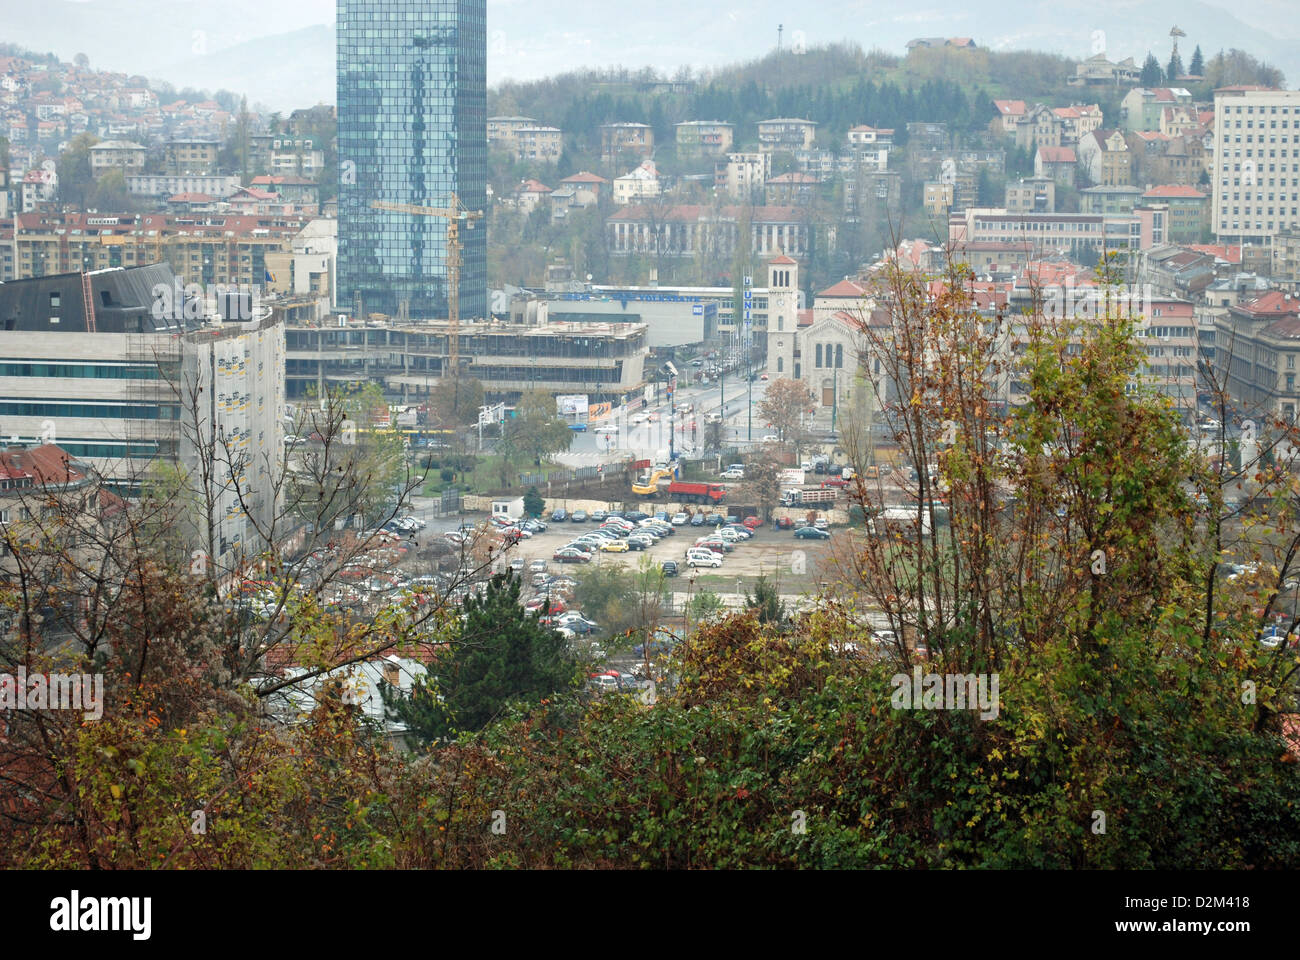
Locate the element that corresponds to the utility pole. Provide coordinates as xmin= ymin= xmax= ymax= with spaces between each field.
xmin=746 ymin=320 xmax=753 ymax=441
xmin=832 ymin=365 xmax=838 ymax=434
xmin=743 ymin=272 xmax=753 ymax=441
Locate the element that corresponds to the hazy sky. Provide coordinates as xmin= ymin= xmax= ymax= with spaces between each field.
xmin=21 ymin=0 xmax=1300 ymax=109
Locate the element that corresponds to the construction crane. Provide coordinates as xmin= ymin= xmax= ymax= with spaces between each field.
xmin=369 ymin=194 xmax=483 ymax=377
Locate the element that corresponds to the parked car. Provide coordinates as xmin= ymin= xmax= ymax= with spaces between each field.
xmin=822 ymin=477 xmax=851 ymax=489
xmin=813 ymin=517 xmax=829 ymax=530
xmin=742 ymin=516 xmax=762 ymax=530
xmin=761 ymin=434 xmax=779 ymax=442
xmin=687 ymin=549 xmax=723 ymax=568
xmin=690 ymin=513 xmax=707 ymax=527
xmin=600 ymin=540 xmax=629 ymax=553
xmin=591 ymin=510 xmax=608 ymax=522
xmin=794 ymin=526 xmax=831 ymax=540
xmin=719 ymin=468 xmax=744 ymax=480
xmin=773 ymin=516 xmax=794 ymax=530
xmin=654 ymin=511 xmax=669 ymax=522
xmin=626 ymin=536 xmax=649 ymax=550
xmin=571 ymin=510 xmax=588 ymax=522
xmin=672 ymin=512 xmax=689 ymax=525
xmin=550 ymin=508 xmax=568 ymax=522
xmin=661 ymin=560 xmax=679 ymax=577
xmin=529 ymin=559 xmax=549 ymax=573
xmin=568 ymin=422 xmax=588 ymax=432
xmin=624 ymin=510 xmax=650 ymax=522
xmin=553 ymin=548 xmax=592 ymax=563
xmin=633 ymin=637 xmax=676 ymax=658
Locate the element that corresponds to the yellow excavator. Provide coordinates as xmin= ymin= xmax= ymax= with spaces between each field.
xmin=632 ymin=467 xmax=673 ymax=497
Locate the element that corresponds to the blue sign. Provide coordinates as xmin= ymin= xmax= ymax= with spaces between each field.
xmin=743 ymin=290 xmax=752 ymax=301
xmin=744 ymin=309 xmax=752 ymax=320
xmin=692 ymin=304 xmax=704 ymax=315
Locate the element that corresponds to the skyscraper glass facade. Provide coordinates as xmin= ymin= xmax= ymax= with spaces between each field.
xmin=337 ymin=0 xmax=487 ymax=323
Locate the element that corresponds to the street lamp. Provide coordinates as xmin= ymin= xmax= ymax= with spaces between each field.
xmin=686 ymin=568 xmax=698 ymax=635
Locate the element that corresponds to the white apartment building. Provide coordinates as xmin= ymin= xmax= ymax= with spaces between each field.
xmin=715 ymin=152 xmax=771 ymax=200
xmin=1212 ymin=86 xmax=1300 ymax=244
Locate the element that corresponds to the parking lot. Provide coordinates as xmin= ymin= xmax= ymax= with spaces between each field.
xmin=492 ymin=512 xmax=837 ymax=585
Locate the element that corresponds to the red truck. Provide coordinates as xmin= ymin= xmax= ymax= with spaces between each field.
xmin=668 ymin=480 xmax=726 ymax=504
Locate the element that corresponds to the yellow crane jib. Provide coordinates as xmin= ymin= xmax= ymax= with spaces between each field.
xmin=368 ymin=196 xmax=484 ymax=374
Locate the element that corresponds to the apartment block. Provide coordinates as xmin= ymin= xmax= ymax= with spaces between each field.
xmin=1211 ymin=86 xmax=1300 ymax=244
xmin=675 ymin=121 xmax=734 ymax=159
xmin=757 ymin=118 xmax=817 ymax=152
xmin=600 ymin=122 xmax=654 ymax=164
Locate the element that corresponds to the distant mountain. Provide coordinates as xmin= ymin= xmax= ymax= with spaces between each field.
xmin=0 ymin=0 xmax=1293 ymax=112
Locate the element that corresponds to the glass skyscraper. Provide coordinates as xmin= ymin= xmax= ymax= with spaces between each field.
xmin=337 ymin=0 xmax=487 ymax=323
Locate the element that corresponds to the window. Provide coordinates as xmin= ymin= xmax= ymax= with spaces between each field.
xmin=815 ymin=343 xmax=823 ymax=367
xmin=777 ymin=357 xmax=783 ymax=373
xmin=835 ymin=344 xmax=843 ymax=368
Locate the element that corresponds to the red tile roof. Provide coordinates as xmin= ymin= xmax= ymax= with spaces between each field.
xmin=818 ymin=278 xmax=870 ymax=298
xmin=993 ymin=99 xmax=1026 ymax=116
xmin=769 ymin=254 xmax=797 ymax=265
xmin=561 ymin=171 xmax=608 ymax=184
xmin=1187 ymin=243 xmax=1242 ymax=264
xmin=1143 ymin=185 xmax=1205 ymax=199
xmin=1232 ymin=291 xmax=1300 ymax=320
xmin=1036 ymin=145 xmax=1076 ymax=164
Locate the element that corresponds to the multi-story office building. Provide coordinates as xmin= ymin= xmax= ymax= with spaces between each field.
xmin=949 ymin=208 xmax=1144 ymax=257
xmin=337 ymin=0 xmax=487 ymax=321
xmin=1211 ymin=86 xmax=1300 ymax=244
xmin=0 ymin=264 xmax=285 ymax=554
xmin=282 ymin=317 xmax=647 ymax=405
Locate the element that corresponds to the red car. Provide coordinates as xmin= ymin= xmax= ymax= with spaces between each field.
xmin=742 ymin=516 xmax=762 ymax=529
xmin=821 ymin=477 xmax=851 ymax=489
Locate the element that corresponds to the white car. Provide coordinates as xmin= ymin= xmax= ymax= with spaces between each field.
xmin=720 ymin=468 xmax=744 ymax=480
xmin=672 ymin=513 xmax=688 ymax=525
xmin=761 ymin=434 xmax=780 ymax=443
xmin=687 ymin=550 xmax=723 ymax=568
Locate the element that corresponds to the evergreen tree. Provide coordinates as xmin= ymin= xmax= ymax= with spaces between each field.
xmin=384 ymin=573 xmax=576 ymax=741
xmin=523 ymin=486 xmax=545 ymax=518
xmin=745 ymin=573 xmax=785 ymax=625
xmin=1189 ymin=45 xmax=1204 ymax=77
xmin=1139 ymin=53 xmax=1163 ymax=86
xmin=1167 ymin=50 xmax=1185 ymax=83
